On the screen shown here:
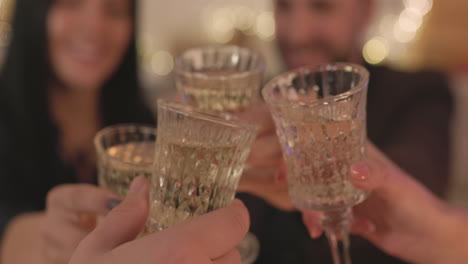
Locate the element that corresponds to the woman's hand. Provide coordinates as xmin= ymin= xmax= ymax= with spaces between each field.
xmin=41 ymin=183 xmax=120 ymax=264
xmin=1 ymin=183 xmax=119 ymax=264
xmin=70 ymin=177 xmax=249 ymax=264
xmin=302 ymin=142 xmax=468 ymax=264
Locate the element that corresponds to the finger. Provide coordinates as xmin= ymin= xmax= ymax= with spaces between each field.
xmin=79 ymin=212 xmax=97 ymax=232
xmin=213 ymin=249 xmax=242 ymax=264
xmin=46 ymin=184 xmax=119 ymax=215
xmin=237 ymin=166 xmax=294 ymax=211
xmin=43 ymin=239 xmax=84 ymax=264
xmin=41 ymin=224 xmax=88 ymax=264
xmin=237 ymin=102 xmax=275 ymax=136
xmin=302 ymin=211 xmax=324 ymax=238
xmin=349 ymin=141 xmax=392 ymax=191
xmin=351 ymin=141 xmax=412 ymax=194
xmin=41 ymin=213 xmax=91 ymax=247
xmin=43 ymin=245 xmax=70 ymax=264
xmin=247 ymin=134 xmax=282 ymax=167
xmin=274 ymin=161 xmax=287 ymax=183
xmin=42 ymin=225 xmax=89 ymax=251
xmin=175 ymin=199 xmax=249 ymax=259
xmin=350 ymin=215 xmax=376 ymax=235
xmin=238 ymin=166 xmax=279 ymax=192
xmin=86 ymin=176 xmax=149 ymax=251
xmin=349 ymin=163 xmax=377 ymax=190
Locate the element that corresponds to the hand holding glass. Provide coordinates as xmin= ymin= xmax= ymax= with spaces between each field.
xmin=146 ymin=100 xmax=258 ymax=232
xmin=263 ymin=63 xmax=369 ymax=264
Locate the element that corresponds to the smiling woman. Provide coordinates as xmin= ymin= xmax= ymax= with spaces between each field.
xmin=0 ymin=0 xmax=154 ymax=263
xmin=47 ymin=0 xmax=133 ymax=91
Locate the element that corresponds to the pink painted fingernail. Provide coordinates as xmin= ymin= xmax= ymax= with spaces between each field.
xmin=309 ymin=226 xmax=322 ymax=238
xmin=274 ymin=170 xmax=283 ymax=183
xmin=350 ymin=163 xmax=370 ymax=182
xmin=106 ymin=199 xmax=122 ymax=210
xmin=354 ymin=219 xmax=376 ymax=234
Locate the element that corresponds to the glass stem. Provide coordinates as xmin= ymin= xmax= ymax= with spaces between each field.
xmin=322 ymin=208 xmax=353 ymax=264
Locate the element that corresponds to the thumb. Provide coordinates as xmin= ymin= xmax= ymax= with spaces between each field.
xmin=349 ymin=142 xmax=391 ymax=191
xmin=86 ymin=176 xmax=149 ymax=251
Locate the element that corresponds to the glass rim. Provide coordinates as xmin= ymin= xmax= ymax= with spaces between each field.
xmin=262 ymin=63 xmax=369 ymax=107
xmin=175 ymin=45 xmax=266 ymax=81
xmin=94 ymin=123 xmax=156 ymax=166
xmin=157 ymin=99 xmax=259 ymax=133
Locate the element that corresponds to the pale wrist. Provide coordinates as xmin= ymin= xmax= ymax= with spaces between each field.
xmin=1 ymin=213 xmax=46 ymax=264
xmin=428 ymin=205 xmax=468 ymax=264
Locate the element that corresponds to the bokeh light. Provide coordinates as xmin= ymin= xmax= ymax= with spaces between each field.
xmin=398 ymin=8 xmax=423 ymax=32
xmin=231 ymin=6 xmax=255 ymax=32
xmin=403 ymin=0 xmax=433 ymax=15
xmin=393 ymin=22 xmax=417 ymax=43
xmin=363 ymin=37 xmax=389 ymax=65
xmin=379 ymin=14 xmax=398 ymax=35
xmin=151 ymin=51 xmax=174 ymax=76
xmin=255 ymin=11 xmax=275 ymax=41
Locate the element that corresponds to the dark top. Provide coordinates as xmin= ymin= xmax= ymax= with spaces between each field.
xmin=240 ymin=65 xmax=453 ymax=264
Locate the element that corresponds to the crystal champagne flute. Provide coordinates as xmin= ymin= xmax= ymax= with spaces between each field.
xmin=262 ymin=63 xmax=369 ymax=264
xmin=94 ymin=124 xmax=156 ymax=197
xmin=146 ymin=99 xmax=258 ymax=232
xmin=175 ymin=45 xmax=265 ymax=264
xmin=175 ymin=45 xmax=264 ymax=114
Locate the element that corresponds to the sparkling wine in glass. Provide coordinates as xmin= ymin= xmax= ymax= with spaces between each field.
xmin=175 ymin=45 xmax=265 ymax=264
xmin=94 ymin=124 xmax=156 ymax=197
xmin=262 ymin=63 xmax=369 ymax=264
xmin=146 ymin=99 xmax=258 ymax=232
xmin=175 ymin=45 xmax=264 ymax=114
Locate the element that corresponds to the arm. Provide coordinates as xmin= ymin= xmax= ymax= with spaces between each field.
xmin=1 ymin=212 xmax=46 ymax=264
xmin=304 ymin=143 xmax=468 ymax=264
xmin=70 ymin=177 xmax=249 ymax=264
xmin=0 ymin=184 xmax=119 ymax=264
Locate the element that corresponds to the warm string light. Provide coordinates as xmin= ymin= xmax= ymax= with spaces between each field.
xmin=364 ymin=0 xmax=433 ymax=65
xmin=151 ymin=51 xmax=174 ymax=76
xmin=139 ymin=4 xmax=275 ymax=76
xmin=203 ymin=5 xmax=275 ymax=43
xmin=363 ymin=37 xmax=389 ymax=65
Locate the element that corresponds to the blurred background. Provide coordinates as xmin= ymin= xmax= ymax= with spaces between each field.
xmin=1 ymin=0 xmax=468 ymax=207
xmin=140 ymin=0 xmax=468 ymax=210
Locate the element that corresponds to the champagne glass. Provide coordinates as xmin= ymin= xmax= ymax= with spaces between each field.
xmin=175 ymin=45 xmax=264 ymax=114
xmin=175 ymin=45 xmax=265 ymax=264
xmin=94 ymin=124 xmax=156 ymax=197
xmin=146 ymin=99 xmax=258 ymax=232
xmin=262 ymin=63 xmax=369 ymax=264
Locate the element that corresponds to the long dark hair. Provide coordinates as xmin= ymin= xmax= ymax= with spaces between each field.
xmin=0 ymin=0 xmax=154 ymax=205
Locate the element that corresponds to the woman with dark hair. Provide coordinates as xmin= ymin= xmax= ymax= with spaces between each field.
xmin=0 ymin=0 xmax=154 ymax=262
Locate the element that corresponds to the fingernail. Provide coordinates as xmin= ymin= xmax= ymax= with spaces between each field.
xmin=274 ymin=169 xmax=287 ymax=183
xmin=366 ymin=222 xmax=376 ymax=233
xmin=106 ymin=199 xmax=122 ymax=210
xmin=350 ymin=163 xmax=370 ymax=182
xmin=309 ymin=226 xmax=322 ymax=238
xmin=353 ymin=218 xmax=376 ymax=234
xmin=274 ymin=170 xmax=282 ymax=182
xmin=128 ymin=176 xmax=146 ymax=194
